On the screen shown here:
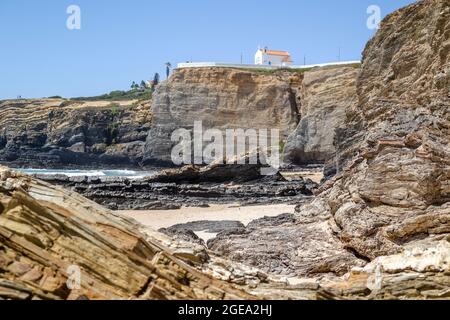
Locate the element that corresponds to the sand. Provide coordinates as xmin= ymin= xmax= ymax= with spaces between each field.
xmin=281 ymin=170 xmax=323 ymax=184
xmin=119 ymin=204 xmax=295 ymax=241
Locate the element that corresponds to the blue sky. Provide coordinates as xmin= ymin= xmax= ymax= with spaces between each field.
xmin=0 ymin=0 xmax=415 ymax=99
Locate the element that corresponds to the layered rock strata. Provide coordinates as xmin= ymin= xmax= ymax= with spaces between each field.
xmin=0 ymin=166 xmax=253 ymax=300
xmin=209 ymin=0 xmax=450 ymax=297
xmin=143 ymin=68 xmax=302 ymax=166
xmin=283 ymin=66 xmax=359 ymax=166
xmin=0 ymin=99 xmax=151 ymax=168
xmin=33 ymin=172 xmax=317 ymax=211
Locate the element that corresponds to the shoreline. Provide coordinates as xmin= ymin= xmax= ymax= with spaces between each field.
xmin=119 ymin=203 xmax=296 ymax=242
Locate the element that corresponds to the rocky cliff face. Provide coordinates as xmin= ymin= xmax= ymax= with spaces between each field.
xmin=143 ymin=68 xmax=302 ymax=166
xmin=1 ymin=0 xmax=448 ymax=301
xmin=145 ymin=65 xmax=361 ymax=169
xmin=4 ymin=163 xmax=447 ymax=301
xmin=0 ymin=166 xmax=253 ymax=300
xmin=325 ymin=0 xmax=450 ymax=259
xmin=0 ymin=99 xmax=151 ymax=168
xmin=209 ymin=0 xmax=450 ymax=298
xmin=283 ymin=66 xmax=359 ymax=166
xmin=0 ymin=68 xmax=360 ymax=170
xmin=1 ymin=164 xmax=448 ymax=300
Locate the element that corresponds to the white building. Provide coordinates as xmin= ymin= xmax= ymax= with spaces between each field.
xmin=255 ymin=47 xmax=293 ymax=67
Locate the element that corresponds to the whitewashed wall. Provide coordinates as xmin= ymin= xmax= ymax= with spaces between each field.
xmin=177 ymin=61 xmax=361 ymax=70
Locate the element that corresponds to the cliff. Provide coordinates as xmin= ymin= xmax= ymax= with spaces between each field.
xmin=325 ymin=0 xmax=450 ymax=259
xmin=144 ymin=65 xmax=361 ymax=168
xmin=283 ymin=66 xmax=359 ymax=166
xmin=0 ymin=68 xmax=360 ymax=170
xmin=209 ymin=0 xmax=450 ymax=299
xmin=0 ymin=0 xmax=448 ymax=301
xmin=0 ymin=99 xmax=151 ymax=168
xmin=2 ymin=163 xmax=449 ymax=300
xmin=143 ymin=67 xmax=302 ymax=165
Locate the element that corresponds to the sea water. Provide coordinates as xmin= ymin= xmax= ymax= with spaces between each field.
xmin=16 ymin=168 xmax=154 ymax=179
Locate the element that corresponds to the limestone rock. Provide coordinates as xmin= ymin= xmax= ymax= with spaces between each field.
xmin=283 ymin=66 xmax=359 ymax=166
xmin=34 ymin=172 xmax=316 ymax=211
xmin=143 ymin=68 xmax=302 ymax=166
xmin=209 ymin=0 xmax=450 ymax=297
xmin=318 ymin=239 xmax=450 ymax=300
xmin=0 ymin=166 xmax=253 ymax=300
xmin=0 ymin=99 xmax=151 ymax=168
xmin=320 ymin=0 xmax=450 ymax=259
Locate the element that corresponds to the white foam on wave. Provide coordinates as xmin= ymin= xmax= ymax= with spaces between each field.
xmin=16 ymin=169 xmax=154 ymax=178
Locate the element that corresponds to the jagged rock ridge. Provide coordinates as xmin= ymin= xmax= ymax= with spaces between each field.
xmin=0 ymin=166 xmax=253 ymax=300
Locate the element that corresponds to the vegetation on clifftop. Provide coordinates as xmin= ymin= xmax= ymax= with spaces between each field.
xmin=71 ymin=88 xmax=153 ymax=102
xmin=233 ymin=63 xmax=361 ymax=75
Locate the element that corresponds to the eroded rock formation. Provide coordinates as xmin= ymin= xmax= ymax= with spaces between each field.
xmin=143 ymin=68 xmax=302 ymax=166
xmin=0 ymin=166 xmax=253 ymax=300
xmin=144 ymin=63 xmax=362 ymax=169
xmin=33 ymin=166 xmax=317 ymax=210
xmin=0 ymin=99 xmax=151 ymax=168
xmin=0 ymin=67 xmax=361 ymax=172
xmin=1 ymin=0 xmax=448 ymax=301
xmin=323 ymin=0 xmax=450 ymax=258
xmin=209 ymin=0 xmax=450 ymax=298
xmin=283 ymin=66 xmax=359 ymax=166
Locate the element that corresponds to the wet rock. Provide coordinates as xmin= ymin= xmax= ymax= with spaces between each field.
xmin=146 ymin=151 xmax=286 ymax=184
xmin=0 ymin=166 xmax=253 ymax=300
xmin=34 ymin=174 xmax=317 ymax=210
xmin=0 ymin=99 xmax=151 ymax=168
xmin=131 ymin=201 xmax=181 ymax=210
xmin=208 ymin=212 xmax=366 ymax=277
xmin=161 ymin=220 xmax=245 ymax=234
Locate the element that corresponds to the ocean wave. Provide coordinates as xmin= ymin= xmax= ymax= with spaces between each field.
xmin=16 ymin=169 xmax=154 ymax=178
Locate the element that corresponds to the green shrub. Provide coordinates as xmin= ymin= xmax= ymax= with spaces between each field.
xmin=108 ymin=103 xmax=121 ymax=117
xmin=71 ymin=88 xmax=152 ymax=102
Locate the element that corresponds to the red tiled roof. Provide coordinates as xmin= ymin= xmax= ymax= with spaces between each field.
xmin=265 ymin=50 xmax=290 ymax=57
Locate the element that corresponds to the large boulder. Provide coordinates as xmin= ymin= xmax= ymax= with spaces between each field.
xmin=146 ymin=150 xmax=286 ymax=183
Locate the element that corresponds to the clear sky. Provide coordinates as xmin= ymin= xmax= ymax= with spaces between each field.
xmin=0 ymin=0 xmax=416 ymax=99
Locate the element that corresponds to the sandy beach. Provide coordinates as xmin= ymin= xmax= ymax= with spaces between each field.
xmin=120 ymin=204 xmax=295 ymax=241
